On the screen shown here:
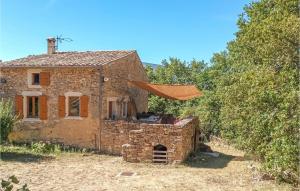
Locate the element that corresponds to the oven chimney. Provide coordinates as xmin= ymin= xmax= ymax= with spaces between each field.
xmin=47 ymin=37 xmax=56 ymax=54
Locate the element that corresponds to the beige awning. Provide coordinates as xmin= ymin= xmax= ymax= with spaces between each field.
xmin=129 ymin=81 xmax=203 ymax=100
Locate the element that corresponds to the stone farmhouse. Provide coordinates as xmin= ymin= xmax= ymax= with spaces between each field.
xmin=0 ymin=38 xmax=200 ymax=163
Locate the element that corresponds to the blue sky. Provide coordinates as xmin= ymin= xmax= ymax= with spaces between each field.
xmin=0 ymin=0 xmax=251 ymax=64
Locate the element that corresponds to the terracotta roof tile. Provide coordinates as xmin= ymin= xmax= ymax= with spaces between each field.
xmin=0 ymin=50 xmax=135 ymax=67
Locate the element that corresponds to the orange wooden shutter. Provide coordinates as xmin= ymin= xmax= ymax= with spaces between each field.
xmin=39 ymin=95 xmax=47 ymax=120
xmin=58 ymin=96 xmax=65 ymax=118
xmin=80 ymin=95 xmax=89 ymax=117
xmin=15 ymin=95 xmax=23 ymax=118
xmin=40 ymin=72 xmax=50 ymax=86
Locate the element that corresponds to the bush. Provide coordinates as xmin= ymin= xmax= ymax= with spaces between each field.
xmin=30 ymin=142 xmax=50 ymax=154
xmin=30 ymin=142 xmax=61 ymax=154
xmin=0 ymin=100 xmax=19 ymax=143
xmin=1 ymin=175 xmax=29 ymax=191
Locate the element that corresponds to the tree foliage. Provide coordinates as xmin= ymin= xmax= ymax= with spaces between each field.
xmin=145 ymin=58 xmax=206 ymax=116
xmin=147 ymin=0 xmax=299 ymax=184
xmin=215 ymin=0 xmax=299 ymax=183
xmin=0 ymin=100 xmax=19 ymax=143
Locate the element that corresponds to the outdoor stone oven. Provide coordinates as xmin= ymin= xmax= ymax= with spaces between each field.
xmin=153 ymin=144 xmax=168 ymax=163
xmin=102 ymin=117 xmax=199 ymax=163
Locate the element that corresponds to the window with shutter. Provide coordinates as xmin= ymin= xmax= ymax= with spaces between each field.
xmin=69 ymin=96 xmax=80 ymax=116
xmin=32 ymin=73 xmax=40 ymax=85
xmin=20 ymin=91 xmax=45 ymax=120
xmin=27 ymin=96 xmax=39 ymax=118
xmin=27 ymin=69 xmax=42 ymax=88
xmin=64 ymin=92 xmax=87 ymax=119
xmin=108 ymin=101 xmax=118 ymax=119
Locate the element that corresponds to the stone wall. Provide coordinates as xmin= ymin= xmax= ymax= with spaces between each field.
xmin=0 ymin=67 xmax=101 ymax=148
xmin=102 ymin=118 xmax=199 ymax=163
xmin=0 ymin=52 xmax=149 ymax=149
xmin=98 ymin=52 xmax=149 ymax=151
xmin=101 ymin=120 xmax=141 ymax=154
xmin=180 ymin=118 xmax=199 ymax=160
xmin=101 ymin=53 xmax=148 ymax=119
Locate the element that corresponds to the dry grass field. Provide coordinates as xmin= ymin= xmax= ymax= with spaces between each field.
xmin=0 ymin=142 xmax=292 ymax=191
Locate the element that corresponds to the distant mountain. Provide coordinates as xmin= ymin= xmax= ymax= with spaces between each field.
xmin=142 ymin=62 xmax=160 ymax=69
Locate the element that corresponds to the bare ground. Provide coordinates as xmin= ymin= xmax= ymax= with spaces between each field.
xmin=0 ymin=143 xmax=292 ymax=191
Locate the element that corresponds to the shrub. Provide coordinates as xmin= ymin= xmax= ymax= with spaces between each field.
xmin=30 ymin=142 xmax=49 ymax=154
xmin=30 ymin=142 xmax=62 ymax=154
xmin=0 ymin=100 xmax=19 ymax=143
xmin=1 ymin=175 xmax=29 ymax=191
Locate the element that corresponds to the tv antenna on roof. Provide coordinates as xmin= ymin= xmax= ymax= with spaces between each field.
xmin=55 ymin=35 xmax=73 ymax=51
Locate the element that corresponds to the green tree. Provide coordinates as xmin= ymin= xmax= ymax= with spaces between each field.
xmin=145 ymin=58 xmax=206 ymax=116
xmin=146 ymin=0 xmax=299 ymax=183
xmin=191 ymin=51 xmax=230 ymax=136
xmin=213 ymin=0 xmax=299 ymax=183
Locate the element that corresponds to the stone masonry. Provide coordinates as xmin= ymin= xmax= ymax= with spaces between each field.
xmin=0 ymin=41 xmax=199 ymax=163
xmin=1 ymin=67 xmax=101 ymax=148
xmin=0 ymin=51 xmax=148 ymax=149
xmin=102 ymin=117 xmax=199 ymax=163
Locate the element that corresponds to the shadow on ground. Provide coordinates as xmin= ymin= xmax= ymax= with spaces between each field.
xmin=0 ymin=152 xmax=55 ymax=163
xmin=184 ymin=150 xmax=245 ymax=169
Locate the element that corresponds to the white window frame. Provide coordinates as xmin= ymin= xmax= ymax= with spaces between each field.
xmin=121 ymin=102 xmax=128 ymax=118
xmin=106 ymin=96 xmax=130 ymax=119
xmin=64 ymin=92 xmax=82 ymax=120
xmin=22 ymin=91 xmax=42 ymax=121
xmin=27 ymin=69 xmax=42 ymax=89
xmin=122 ymin=96 xmax=130 ymax=118
xmin=107 ymin=97 xmax=118 ymax=119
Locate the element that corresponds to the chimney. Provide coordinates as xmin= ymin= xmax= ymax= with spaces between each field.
xmin=47 ymin=37 xmax=56 ymax=54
